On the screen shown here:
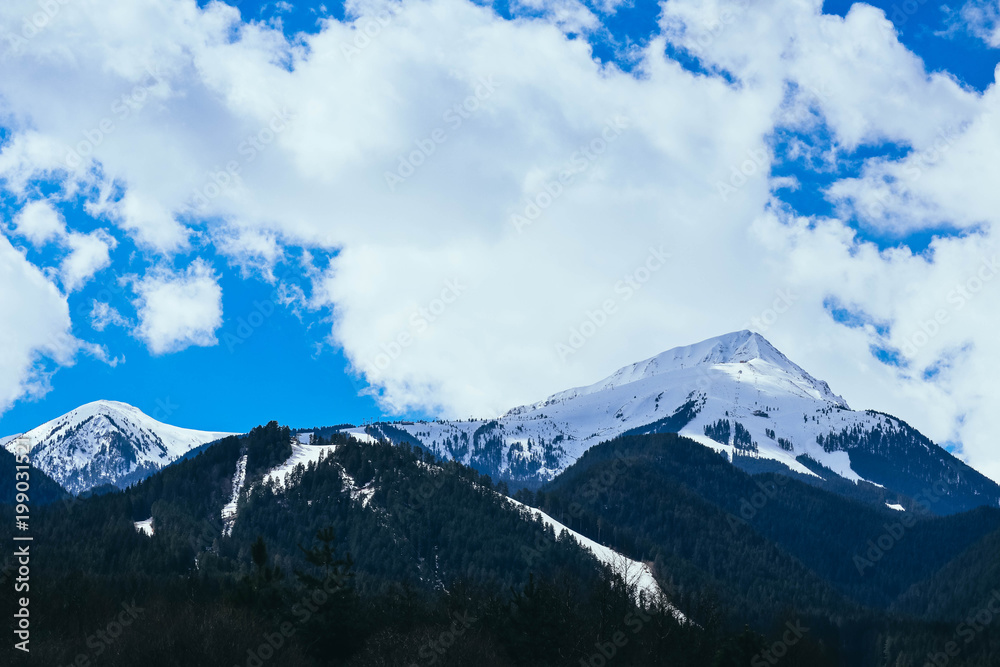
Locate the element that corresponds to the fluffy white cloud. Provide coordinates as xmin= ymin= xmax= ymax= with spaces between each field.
xmin=60 ymin=230 xmax=117 ymax=292
xmin=132 ymin=259 xmax=223 ymax=355
xmin=11 ymin=199 xmax=64 ymax=246
xmin=0 ymin=233 xmax=80 ymax=411
xmin=661 ymin=0 xmax=980 ymax=151
xmin=0 ymin=0 xmax=999 ymax=479
xmin=826 ymin=96 xmax=999 ymax=234
xmin=7 ymin=199 xmax=117 ymax=292
xmin=748 ymin=205 xmax=1000 ymax=480
xmin=98 ymin=192 xmax=191 ymax=255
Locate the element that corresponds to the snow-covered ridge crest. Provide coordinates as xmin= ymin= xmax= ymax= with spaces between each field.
xmin=397 ymin=331 xmax=867 ymax=486
xmin=2 ymin=399 xmax=234 ymax=495
xmin=386 ymin=330 xmax=1000 ymax=515
xmin=527 ymin=331 xmax=847 ymax=411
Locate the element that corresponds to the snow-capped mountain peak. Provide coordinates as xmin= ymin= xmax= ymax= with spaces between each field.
xmin=533 ymin=331 xmax=847 ymax=410
xmin=2 ymin=400 xmax=234 ymax=494
xmin=380 ymin=331 xmax=998 ymax=514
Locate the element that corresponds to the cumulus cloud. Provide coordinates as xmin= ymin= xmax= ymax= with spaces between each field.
xmin=660 ymin=0 xmax=980 ymax=151
xmin=60 ymin=230 xmax=117 ymax=292
xmin=11 ymin=199 xmax=64 ymax=247
xmin=0 ymin=234 xmax=80 ymax=412
xmin=97 ymin=191 xmax=191 ymax=255
xmin=0 ymin=0 xmax=999 ymax=479
xmin=826 ymin=97 xmax=999 ymax=234
xmin=7 ymin=199 xmax=117 ymax=292
xmin=132 ymin=259 xmax=223 ymax=355
xmin=749 ymin=204 xmax=1000 ymax=481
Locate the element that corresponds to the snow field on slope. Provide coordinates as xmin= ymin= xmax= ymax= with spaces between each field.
xmin=222 ymin=454 xmax=249 ymax=536
xmin=134 ymin=518 xmax=154 ymax=536
xmin=507 ymin=499 xmax=685 ymax=620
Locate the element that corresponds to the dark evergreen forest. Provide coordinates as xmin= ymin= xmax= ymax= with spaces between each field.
xmin=2 ymin=426 xmax=999 ymax=666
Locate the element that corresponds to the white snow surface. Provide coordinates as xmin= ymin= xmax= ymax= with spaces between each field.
xmin=1 ymin=400 xmax=234 ymax=494
xmin=541 ymin=330 xmax=846 ymax=408
xmin=222 ymin=454 xmax=248 ymax=536
xmin=508 ymin=499 xmax=683 ymax=619
xmin=339 ymin=468 xmax=377 ymax=507
xmin=262 ymin=441 xmax=380 ymax=507
xmin=134 ymin=518 xmax=154 ymax=537
xmin=342 ymin=427 xmax=377 ymax=444
xmin=391 ymin=331 xmax=910 ymax=485
xmin=886 ymin=503 xmax=906 ymax=512
xmin=263 ymin=442 xmax=339 ymax=487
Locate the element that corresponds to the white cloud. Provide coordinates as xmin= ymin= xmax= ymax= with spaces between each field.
xmin=0 ymin=0 xmax=999 ymax=480
xmin=660 ymin=0 xmax=980 ymax=151
xmin=90 ymin=300 xmax=131 ymax=332
xmin=0 ymin=131 xmax=73 ymax=197
xmin=588 ymin=0 xmax=630 ymax=14
xmin=749 ymin=205 xmax=1000 ymax=482
xmin=512 ymin=0 xmax=601 ymax=34
xmin=951 ymin=0 xmax=1000 ymax=47
xmin=826 ymin=98 xmax=999 ymax=234
xmin=213 ymin=226 xmax=284 ymax=280
xmin=132 ymin=259 xmax=223 ymax=355
xmin=93 ymin=191 xmax=191 ymax=255
xmin=0 ymin=234 xmax=80 ymax=412
xmin=7 ymin=199 xmax=117 ymax=291
xmin=11 ymin=199 xmax=65 ymax=247
xmin=60 ymin=230 xmax=117 ymax=292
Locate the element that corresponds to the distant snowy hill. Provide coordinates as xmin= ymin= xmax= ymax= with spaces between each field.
xmin=1 ymin=400 xmax=234 ymax=495
xmin=371 ymin=331 xmax=1000 ymax=514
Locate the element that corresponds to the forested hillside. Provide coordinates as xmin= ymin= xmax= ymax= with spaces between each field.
xmin=0 ymin=424 xmax=716 ymax=666
xmin=3 ymin=426 xmax=999 ymax=665
xmin=521 ymin=433 xmax=1000 ymax=666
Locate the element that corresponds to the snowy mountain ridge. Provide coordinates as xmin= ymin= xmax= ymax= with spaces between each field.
xmin=531 ymin=330 xmax=846 ymax=410
xmin=5 ymin=332 xmax=998 ymax=513
xmin=1 ymin=400 xmax=234 ymax=495
xmin=375 ymin=331 xmax=1000 ymax=514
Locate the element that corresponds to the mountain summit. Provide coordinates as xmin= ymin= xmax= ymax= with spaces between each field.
xmin=1 ymin=400 xmax=232 ymax=494
xmin=542 ymin=330 xmax=848 ymax=408
xmin=376 ymin=331 xmax=1000 ymax=514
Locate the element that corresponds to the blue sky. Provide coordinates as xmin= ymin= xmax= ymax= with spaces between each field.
xmin=1 ymin=0 xmax=1000 ymax=479
xmin=0 ymin=180 xmax=394 ymax=432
